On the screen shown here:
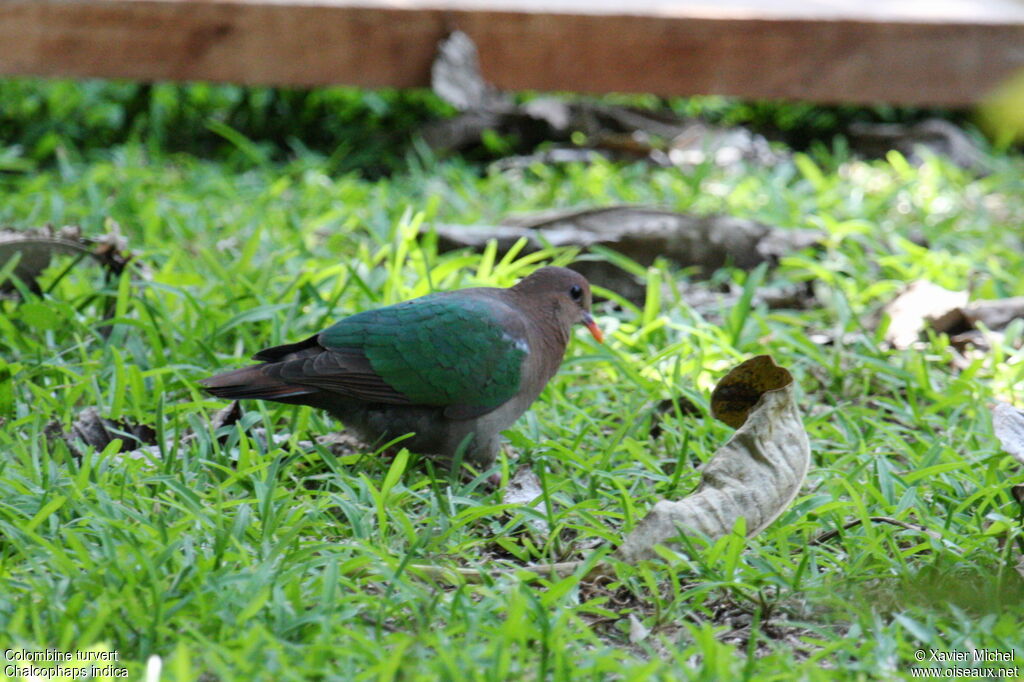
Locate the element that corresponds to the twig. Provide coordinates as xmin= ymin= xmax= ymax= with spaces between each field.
xmin=810 ymin=516 xmax=941 ymax=545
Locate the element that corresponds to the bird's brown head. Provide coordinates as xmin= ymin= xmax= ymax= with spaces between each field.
xmin=511 ymin=266 xmax=603 ymax=343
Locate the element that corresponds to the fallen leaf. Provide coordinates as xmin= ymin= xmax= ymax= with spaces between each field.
xmin=63 ymin=407 xmax=158 ymax=456
xmin=880 ymin=280 xmax=969 ymax=349
xmin=502 ymin=466 xmax=545 ymax=507
xmin=431 ymin=30 xmax=510 ymax=112
xmin=210 ymin=400 xmax=243 ymax=432
xmin=628 ymin=613 xmax=651 ymax=643
xmin=962 ymin=297 xmax=1024 ymax=330
xmin=666 ymin=120 xmax=782 ymax=168
xmin=710 ymin=355 xmax=795 ymax=429
xmin=309 ymin=431 xmax=367 ymax=458
xmin=616 ymin=356 xmax=810 ymax=562
xmin=502 ymin=466 xmax=549 ymax=534
xmin=432 ymin=206 xmax=821 ymax=301
xmin=992 ymin=402 xmax=1024 ymax=513
xmin=0 ymin=224 xmax=133 ymax=296
xmin=848 ymin=119 xmax=987 ymax=171
xmin=492 ymin=148 xmax=612 ymax=172
xmin=424 ymin=32 xmax=783 ymax=169
xmin=992 ymin=401 xmax=1024 ymax=464
xmin=949 ymin=329 xmax=1001 ymax=353
xmin=420 ymin=110 xmax=553 ymax=155
xmin=877 ymin=286 xmax=1024 ymax=353
xmin=0 ymin=226 xmax=92 ymax=294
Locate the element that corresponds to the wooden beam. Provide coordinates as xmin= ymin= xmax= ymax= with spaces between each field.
xmin=0 ymin=0 xmax=1022 ymax=105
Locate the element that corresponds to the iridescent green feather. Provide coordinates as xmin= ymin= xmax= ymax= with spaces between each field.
xmin=318 ymin=293 xmax=525 ymax=409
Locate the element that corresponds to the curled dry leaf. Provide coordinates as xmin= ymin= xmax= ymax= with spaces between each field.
xmin=210 ymin=399 xmax=243 ymax=434
xmin=0 ymin=224 xmax=133 ymax=295
xmin=400 ymin=356 xmax=810 ymax=582
xmin=616 ymin=356 xmax=810 ymax=563
xmin=501 ymin=466 xmax=550 ymax=535
xmin=433 ymin=206 xmax=821 ymax=301
xmin=665 ymin=120 xmax=781 ymax=168
xmin=962 ymin=297 xmax=1024 ymax=331
xmin=50 ymin=398 xmax=369 ymax=468
xmin=628 ymin=613 xmax=651 ymax=644
xmin=877 ymin=281 xmax=1024 ymax=352
xmin=0 ymin=226 xmax=93 ymax=294
xmin=991 ymin=401 xmax=1024 ymax=510
xmin=672 ymin=280 xmax=817 ymax=327
xmin=880 ymin=280 xmax=969 ymax=349
xmin=992 ymin=401 xmax=1024 ymax=463
xmin=62 ymin=407 xmax=158 ymax=457
xmin=847 ymin=119 xmax=986 ymax=172
xmin=942 ymin=297 xmax=1024 ymax=357
xmin=431 ymin=30 xmax=509 ymax=112
xmin=502 ymin=466 xmax=545 ymax=507
xmin=425 ymin=32 xmax=782 ymax=169
xmin=710 ymin=356 xmax=795 ymax=429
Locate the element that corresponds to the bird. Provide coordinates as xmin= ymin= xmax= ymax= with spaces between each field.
xmin=200 ymin=266 xmax=603 ymax=468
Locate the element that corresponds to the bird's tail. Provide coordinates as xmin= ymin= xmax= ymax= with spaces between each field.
xmin=200 ymin=365 xmax=316 ymax=402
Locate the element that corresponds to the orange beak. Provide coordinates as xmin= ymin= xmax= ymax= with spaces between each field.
xmin=582 ymin=312 xmax=604 ymax=343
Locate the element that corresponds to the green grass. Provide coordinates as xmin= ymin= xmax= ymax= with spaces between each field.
xmin=1 ymin=83 xmax=1024 ymax=680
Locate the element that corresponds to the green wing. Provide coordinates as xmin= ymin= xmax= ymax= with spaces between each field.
xmin=317 ymin=292 xmax=527 ymax=416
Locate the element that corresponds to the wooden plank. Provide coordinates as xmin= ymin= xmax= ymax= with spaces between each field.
xmin=0 ymin=0 xmax=1022 ymax=105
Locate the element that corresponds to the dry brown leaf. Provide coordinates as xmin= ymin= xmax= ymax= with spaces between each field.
xmin=502 ymin=466 xmax=545 ymax=507
xmin=873 ymin=289 xmax=1024 ymax=355
xmin=992 ymin=401 xmax=1024 ymax=464
xmin=52 ymin=399 xmax=370 ymax=467
xmin=710 ymin=355 xmax=795 ymax=429
xmin=433 ymin=206 xmax=821 ymax=302
xmin=425 ymin=32 xmax=782 ymax=169
xmin=0 ymin=224 xmax=133 ymax=296
xmin=628 ymin=613 xmax=651 ymax=643
xmin=666 ymin=120 xmax=781 ymax=168
xmin=992 ymin=402 xmax=1024 ymax=512
xmin=880 ymin=280 xmax=969 ymax=349
xmin=501 ymin=466 xmax=549 ymax=534
xmin=492 ymin=148 xmax=608 ymax=171
xmin=431 ymin=30 xmax=509 ymax=112
xmin=209 ymin=400 xmax=243 ymax=433
xmin=0 ymin=226 xmax=93 ymax=294
xmin=62 ymin=407 xmax=158 ymax=457
xmin=615 ymin=356 xmax=810 ymax=562
xmin=848 ymin=119 xmax=986 ymax=171
xmin=962 ymin=297 xmax=1024 ymax=330
xmin=406 ymin=357 xmax=810 ymax=578
xmin=499 ymin=206 xmax=818 ymax=270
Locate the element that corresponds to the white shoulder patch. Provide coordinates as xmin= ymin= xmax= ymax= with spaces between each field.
xmin=503 ymin=332 xmax=530 ymax=355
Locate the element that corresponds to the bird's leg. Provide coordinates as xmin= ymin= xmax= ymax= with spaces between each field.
xmin=484 ymin=442 xmax=519 ymax=488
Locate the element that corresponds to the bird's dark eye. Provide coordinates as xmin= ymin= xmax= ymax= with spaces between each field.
xmin=569 ymin=284 xmax=583 ymax=301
